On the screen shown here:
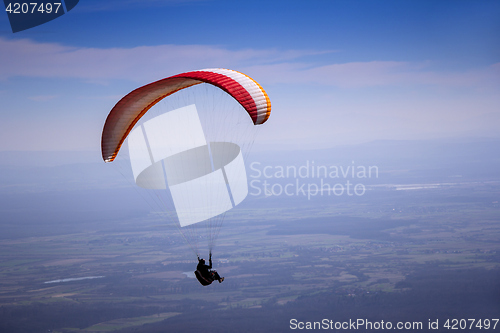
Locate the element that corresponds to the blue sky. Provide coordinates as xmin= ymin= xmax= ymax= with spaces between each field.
xmin=0 ymin=0 xmax=499 ymax=152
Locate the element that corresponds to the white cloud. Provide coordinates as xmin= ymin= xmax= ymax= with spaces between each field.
xmin=29 ymin=95 xmax=58 ymax=101
xmin=0 ymin=37 xmax=326 ymax=83
xmin=1 ymin=38 xmax=499 ymax=151
xmin=1 ymin=37 xmax=497 ymax=91
xmin=243 ymin=61 xmax=500 ymax=89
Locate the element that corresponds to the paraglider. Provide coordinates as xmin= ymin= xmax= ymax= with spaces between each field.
xmin=195 ymin=253 xmax=224 ymax=285
xmin=101 ymin=69 xmax=271 ymax=286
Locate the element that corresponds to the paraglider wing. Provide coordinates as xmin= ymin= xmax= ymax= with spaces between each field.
xmin=101 ymin=68 xmax=271 ymax=163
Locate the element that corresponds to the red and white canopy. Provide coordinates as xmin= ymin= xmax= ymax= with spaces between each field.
xmin=101 ymin=68 xmax=271 ymax=162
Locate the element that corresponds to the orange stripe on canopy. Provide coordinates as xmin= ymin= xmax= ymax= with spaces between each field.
xmin=101 ymin=69 xmax=271 ymax=162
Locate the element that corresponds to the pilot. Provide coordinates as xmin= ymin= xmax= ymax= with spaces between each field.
xmin=196 ymin=253 xmax=224 ymax=285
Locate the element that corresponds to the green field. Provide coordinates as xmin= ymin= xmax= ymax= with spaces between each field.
xmin=0 ymin=183 xmax=499 ymax=332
